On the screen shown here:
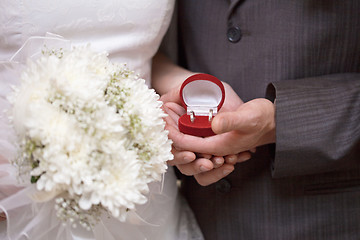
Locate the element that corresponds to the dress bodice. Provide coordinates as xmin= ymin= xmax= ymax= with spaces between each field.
xmin=0 ymin=0 xmax=174 ymax=84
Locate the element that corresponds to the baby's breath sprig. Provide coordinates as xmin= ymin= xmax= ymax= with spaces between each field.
xmin=55 ymin=196 xmax=102 ymax=231
xmin=41 ymin=45 xmax=64 ymax=58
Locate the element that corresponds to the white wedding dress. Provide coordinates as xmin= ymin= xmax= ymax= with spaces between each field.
xmin=0 ymin=1 xmax=203 ymax=239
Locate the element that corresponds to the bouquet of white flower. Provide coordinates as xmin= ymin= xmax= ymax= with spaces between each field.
xmin=6 ymin=43 xmax=173 ymax=230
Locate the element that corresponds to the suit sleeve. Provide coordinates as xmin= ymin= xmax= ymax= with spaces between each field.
xmin=266 ymin=73 xmax=360 ymax=178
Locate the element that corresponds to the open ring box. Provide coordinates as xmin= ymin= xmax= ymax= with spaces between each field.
xmin=178 ymin=74 xmax=225 ymax=137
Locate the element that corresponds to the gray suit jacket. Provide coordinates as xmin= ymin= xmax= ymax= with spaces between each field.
xmin=175 ymin=0 xmax=360 ymax=239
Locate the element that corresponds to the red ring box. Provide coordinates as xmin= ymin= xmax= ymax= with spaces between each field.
xmin=178 ymin=74 xmax=225 ymax=137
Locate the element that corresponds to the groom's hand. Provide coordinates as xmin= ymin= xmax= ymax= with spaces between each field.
xmin=166 ymin=98 xmax=276 ymax=157
xmin=210 ymin=98 xmax=276 ymax=155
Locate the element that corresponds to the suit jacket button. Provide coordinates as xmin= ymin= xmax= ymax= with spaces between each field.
xmin=216 ymin=179 xmax=231 ymax=193
xmin=227 ymin=26 xmax=242 ymax=43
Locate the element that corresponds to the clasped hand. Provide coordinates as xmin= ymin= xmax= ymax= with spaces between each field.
xmin=161 ymin=82 xmax=276 ymax=186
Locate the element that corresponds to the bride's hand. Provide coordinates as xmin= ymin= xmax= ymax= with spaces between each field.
xmin=164 ymin=103 xmax=215 ymax=174
xmin=162 ymin=102 xmax=254 ymax=186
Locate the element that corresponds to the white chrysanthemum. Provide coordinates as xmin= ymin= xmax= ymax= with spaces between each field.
xmin=8 ymin=45 xmax=173 ymax=228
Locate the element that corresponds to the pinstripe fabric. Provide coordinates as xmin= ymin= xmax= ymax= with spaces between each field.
xmin=177 ymin=0 xmax=360 ymax=239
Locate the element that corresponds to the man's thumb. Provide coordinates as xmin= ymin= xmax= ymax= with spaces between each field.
xmin=212 ymin=111 xmax=241 ymax=134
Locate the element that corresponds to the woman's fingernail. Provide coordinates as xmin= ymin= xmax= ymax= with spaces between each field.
xmin=200 ymin=165 xmax=209 ymax=172
xmin=223 ymin=169 xmax=232 ymax=175
xmin=184 ymin=157 xmax=192 ymax=162
xmin=238 ymin=155 xmax=250 ymax=162
xmin=215 ymin=158 xmax=223 ymax=165
xmin=227 ymin=156 xmax=236 ymax=164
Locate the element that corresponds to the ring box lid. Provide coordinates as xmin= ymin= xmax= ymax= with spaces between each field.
xmin=180 ymin=74 xmax=225 ymax=114
xmin=178 ymin=74 xmax=225 ymax=137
